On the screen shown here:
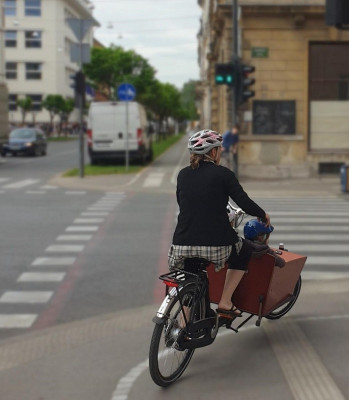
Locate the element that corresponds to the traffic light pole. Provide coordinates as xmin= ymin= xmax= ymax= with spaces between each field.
xmin=232 ymin=0 xmax=239 ymax=126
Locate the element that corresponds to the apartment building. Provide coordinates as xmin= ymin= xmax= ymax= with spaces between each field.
xmin=2 ymin=0 xmax=98 ymax=125
xmin=197 ymin=0 xmax=349 ymax=177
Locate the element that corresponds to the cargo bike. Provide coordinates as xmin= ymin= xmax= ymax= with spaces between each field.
xmin=149 ymin=204 xmax=307 ymax=387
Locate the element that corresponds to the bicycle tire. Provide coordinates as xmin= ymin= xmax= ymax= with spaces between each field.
xmin=149 ymin=280 xmax=205 ymax=387
xmin=265 ymin=276 xmax=302 ymax=320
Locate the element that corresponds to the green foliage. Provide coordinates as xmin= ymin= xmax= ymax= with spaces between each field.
xmin=17 ymin=97 xmax=32 ymax=124
xmin=180 ymin=80 xmax=199 ymax=120
xmin=42 ymin=95 xmax=76 ymax=133
xmin=83 ymin=45 xmax=157 ymax=100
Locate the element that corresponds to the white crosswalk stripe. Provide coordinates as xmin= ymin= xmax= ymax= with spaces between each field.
xmin=143 ymin=172 xmax=165 ymax=187
xmin=239 ymin=197 xmax=349 ymax=279
xmin=2 ymin=179 xmax=40 ymax=189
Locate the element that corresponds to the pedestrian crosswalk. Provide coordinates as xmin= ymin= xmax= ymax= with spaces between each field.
xmin=0 ymin=177 xmax=87 ymax=195
xmin=0 ymin=191 xmax=126 ymax=331
xmin=237 ymin=197 xmax=349 ymax=280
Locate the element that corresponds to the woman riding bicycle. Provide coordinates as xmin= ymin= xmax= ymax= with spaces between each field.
xmin=168 ymin=129 xmax=271 ymax=318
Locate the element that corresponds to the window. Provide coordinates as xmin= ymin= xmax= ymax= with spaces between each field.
xmin=25 ymin=0 xmax=41 ymax=16
xmin=8 ymin=94 xmax=18 ymax=111
xmin=6 ymin=62 xmax=17 ymax=79
xmin=25 ymin=31 xmax=42 ymax=48
xmin=309 ymin=43 xmax=349 ymax=101
xmin=5 ymin=31 xmax=17 ymax=47
xmin=25 ymin=63 xmax=42 ymax=80
xmin=4 ymin=0 xmax=16 ymax=16
xmin=26 ymin=94 xmax=42 ymax=111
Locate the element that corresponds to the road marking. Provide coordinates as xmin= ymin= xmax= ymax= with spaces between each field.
xmin=302 ymin=271 xmax=349 ymax=280
xmin=2 ymin=179 xmax=40 ymax=189
xmin=40 ymin=185 xmax=57 ymax=190
xmin=273 ymin=243 xmax=349 ymax=252
xmin=273 ymin=225 xmax=349 ymax=232
xmin=65 ymin=191 xmax=86 ymax=195
xmin=17 ymin=272 xmax=66 ymax=282
xmin=0 ymin=178 xmax=11 ymax=183
xmin=270 ymin=233 xmax=349 ymax=242
xmin=26 ymin=190 xmax=46 ymax=194
xmin=45 ymin=245 xmax=85 ymax=252
xmin=305 ymin=256 xmax=348 ymax=266
xmin=31 ymin=257 xmax=76 ymax=266
xmin=0 ymin=314 xmax=37 ymax=328
xmin=87 ymin=207 xmax=114 ymax=211
xmin=65 ymin=226 xmax=99 ymax=232
xmin=73 ymin=218 xmax=105 ymax=224
xmin=56 ymin=234 xmax=93 ymax=241
xmin=0 ymin=291 xmax=53 ymax=303
xmin=270 ymin=211 xmax=348 ymax=217
xmin=264 ymin=318 xmax=346 ymax=400
xmin=81 ymin=212 xmax=109 ymax=217
xmin=143 ymin=172 xmax=165 ymax=187
xmin=271 ymin=217 xmax=349 ymax=224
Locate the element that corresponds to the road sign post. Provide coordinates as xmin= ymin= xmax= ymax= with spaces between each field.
xmin=117 ymin=83 xmax=136 ymax=171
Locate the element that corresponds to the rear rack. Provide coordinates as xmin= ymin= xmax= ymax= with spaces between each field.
xmin=159 ymin=268 xmax=199 ymax=288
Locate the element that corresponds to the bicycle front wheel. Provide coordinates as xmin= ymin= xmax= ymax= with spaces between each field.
xmin=149 ymin=281 xmax=204 ymax=387
xmin=265 ymin=276 xmax=302 ymax=320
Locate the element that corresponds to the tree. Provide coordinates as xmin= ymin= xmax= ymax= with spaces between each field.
xmin=17 ymin=97 xmax=32 ymax=125
xmin=180 ymin=80 xmax=199 ymax=121
xmin=42 ymin=95 xmax=66 ymax=135
xmin=83 ymin=45 xmax=157 ymax=100
xmin=58 ymin=98 xmax=75 ymax=136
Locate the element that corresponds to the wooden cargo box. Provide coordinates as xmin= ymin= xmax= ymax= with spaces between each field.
xmin=207 ymin=250 xmax=307 ymax=316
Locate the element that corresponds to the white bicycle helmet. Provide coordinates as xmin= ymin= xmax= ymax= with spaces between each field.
xmin=188 ymin=129 xmax=222 ymax=154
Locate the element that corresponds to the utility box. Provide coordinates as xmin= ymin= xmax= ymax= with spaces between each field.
xmin=340 ymin=164 xmax=349 ymax=193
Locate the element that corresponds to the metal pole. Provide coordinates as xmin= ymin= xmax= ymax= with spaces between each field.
xmin=232 ymin=0 xmax=238 ymax=126
xmin=125 ymin=99 xmax=129 ymax=171
xmin=79 ymin=19 xmax=84 ymax=178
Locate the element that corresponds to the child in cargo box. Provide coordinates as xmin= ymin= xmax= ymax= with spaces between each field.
xmin=242 ymin=219 xmax=286 ymax=268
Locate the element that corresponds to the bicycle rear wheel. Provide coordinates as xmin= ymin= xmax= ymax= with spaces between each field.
xmin=265 ymin=276 xmax=302 ymax=320
xmin=149 ymin=281 xmax=205 ymax=387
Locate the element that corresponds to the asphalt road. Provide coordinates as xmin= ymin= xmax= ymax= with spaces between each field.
xmin=0 ymin=138 xmax=348 ymax=400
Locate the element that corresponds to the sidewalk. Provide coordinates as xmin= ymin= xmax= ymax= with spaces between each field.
xmin=50 ymin=170 xmax=346 ymax=198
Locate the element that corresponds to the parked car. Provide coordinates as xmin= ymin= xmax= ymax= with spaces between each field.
xmin=87 ymin=101 xmax=153 ymax=165
xmin=1 ymin=128 xmax=47 ymax=157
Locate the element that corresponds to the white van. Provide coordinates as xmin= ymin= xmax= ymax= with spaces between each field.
xmin=87 ymin=101 xmax=153 ymax=165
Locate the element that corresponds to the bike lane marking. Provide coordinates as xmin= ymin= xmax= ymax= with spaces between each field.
xmin=111 ymin=315 xmax=349 ymax=400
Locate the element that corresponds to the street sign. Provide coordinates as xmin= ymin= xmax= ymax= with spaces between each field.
xmin=117 ymin=83 xmax=136 ymax=101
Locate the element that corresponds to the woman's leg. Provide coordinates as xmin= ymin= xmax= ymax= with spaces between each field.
xmin=217 ymin=269 xmax=244 ymax=311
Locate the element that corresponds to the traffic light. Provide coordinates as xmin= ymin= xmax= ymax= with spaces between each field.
xmin=237 ymin=63 xmax=255 ymax=105
xmin=70 ymin=70 xmax=85 ymax=96
xmin=215 ymin=63 xmax=235 ymax=86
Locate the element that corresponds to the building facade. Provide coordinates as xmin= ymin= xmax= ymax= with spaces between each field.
xmin=2 ymin=0 xmax=98 ymax=126
xmin=197 ymin=0 xmax=349 ymax=177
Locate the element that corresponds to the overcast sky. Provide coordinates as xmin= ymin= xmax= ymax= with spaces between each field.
xmin=90 ymin=0 xmax=202 ymax=89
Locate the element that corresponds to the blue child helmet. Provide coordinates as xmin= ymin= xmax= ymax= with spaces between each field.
xmin=243 ymin=219 xmax=274 ymax=240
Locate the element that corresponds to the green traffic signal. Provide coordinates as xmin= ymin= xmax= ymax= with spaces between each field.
xmin=215 ymin=63 xmax=234 ymax=86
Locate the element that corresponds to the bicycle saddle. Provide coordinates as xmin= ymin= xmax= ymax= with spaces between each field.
xmin=184 ymin=258 xmax=210 ymax=272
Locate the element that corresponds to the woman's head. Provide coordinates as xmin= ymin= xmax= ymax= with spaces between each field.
xmin=188 ymin=129 xmax=222 ymax=169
